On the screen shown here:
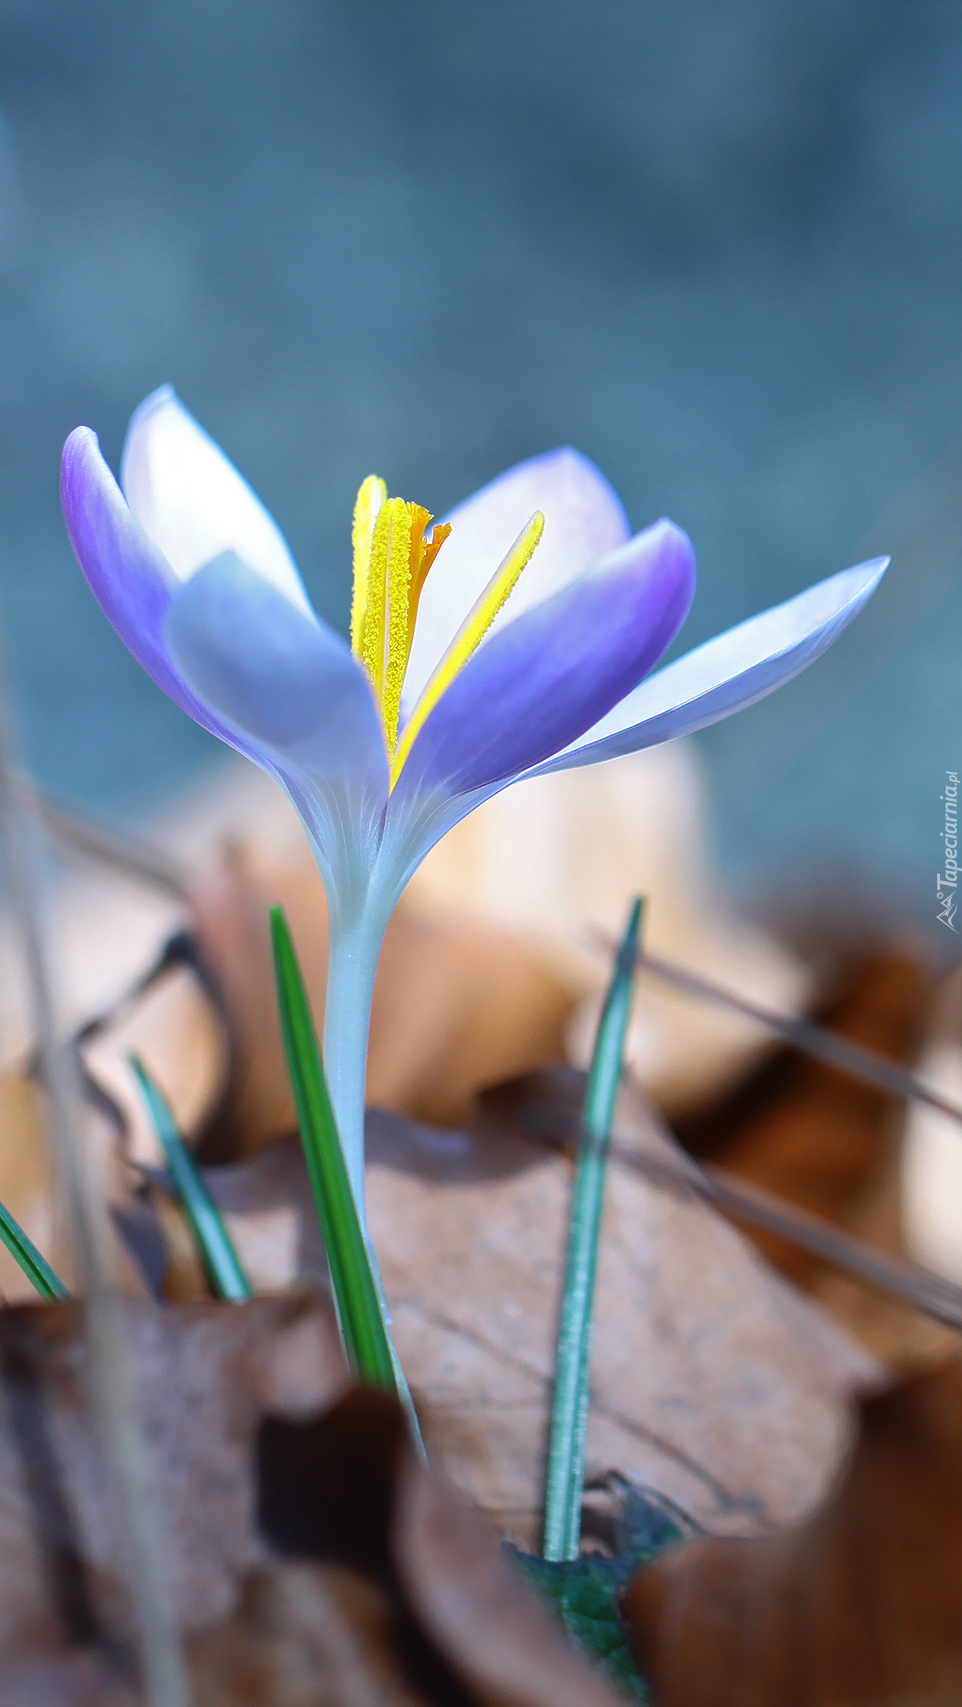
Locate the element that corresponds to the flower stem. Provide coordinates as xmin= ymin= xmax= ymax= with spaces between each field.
xmin=273 ymin=903 xmax=425 ymax=1452
xmin=321 ymin=902 xmax=385 ymax=1211
xmin=272 ymin=907 xmax=397 ymax=1390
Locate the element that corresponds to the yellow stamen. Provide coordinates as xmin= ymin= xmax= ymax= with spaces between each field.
xmin=382 ymin=498 xmax=414 ymax=749
xmin=360 ymin=497 xmax=392 ymax=700
xmin=350 ymin=472 xmax=543 ymax=787
xmin=350 ymin=475 xmax=386 ymax=653
xmin=390 ymin=511 xmax=544 ymax=785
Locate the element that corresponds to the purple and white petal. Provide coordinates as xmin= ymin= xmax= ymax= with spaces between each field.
xmin=164 ymin=552 xmax=389 ymax=801
xmin=121 ymin=386 xmax=312 ymax=613
xmin=524 ymin=557 xmax=888 ymax=777
xmin=396 ymin=519 xmax=695 ymax=799
xmin=62 ymin=426 xmax=240 ymax=744
xmin=401 ymin=446 xmax=630 ymax=711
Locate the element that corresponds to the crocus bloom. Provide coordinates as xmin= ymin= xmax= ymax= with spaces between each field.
xmin=62 ymin=388 xmax=886 ymax=1207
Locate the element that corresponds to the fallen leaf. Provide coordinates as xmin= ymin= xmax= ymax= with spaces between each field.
xmin=624 ymin=1354 xmax=962 ymax=1707
xmin=0 ymin=1289 xmax=347 ymax=1660
xmin=0 ymin=1297 xmax=625 ymax=1705
xmin=253 ymin=1387 xmax=626 ymax=1706
xmin=185 ymin=1085 xmax=879 ymax=1547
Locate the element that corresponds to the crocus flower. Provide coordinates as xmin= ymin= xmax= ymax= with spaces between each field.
xmin=62 ymin=387 xmax=886 ymax=1206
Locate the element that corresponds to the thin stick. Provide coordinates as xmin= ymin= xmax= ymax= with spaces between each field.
xmin=700 ymin=1159 xmax=962 ymax=1330
xmin=543 ymin=898 xmax=643 ymax=1562
xmin=0 ymin=723 xmax=190 ymax=1705
xmin=609 ymin=1115 xmax=962 ymax=1332
xmin=591 ymin=929 xmax=962 ymax=1130
xmin=34 ymin=786 xmax=190 ymax=900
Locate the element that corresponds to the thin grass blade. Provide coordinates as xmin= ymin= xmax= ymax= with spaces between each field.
xmin=131 ymin=1055 xmax=251 ymax=1302
xmin=270 ymin=904 xmax=398 ymax=1394
xmin=0 ymin=1196 xmax=69 ymax=1300
xmin=543 ymin=896 xmax=643 ymax=1562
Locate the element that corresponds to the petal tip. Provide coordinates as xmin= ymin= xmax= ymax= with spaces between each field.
xmin=837 ymin=554 xmax=890 ymax=607
xmin=651 ymin=514 xmax=695 ymax=557
xmin=61 ymin=423 xmax=98 ymax=467
xmin=535 ymin=443 xmax=630 ymax=520
xmin=61 ymin=425 xmax=107 ymax=517
xmin=128 ymin=382 xmax=178 ymax=429
xmin=121 ymin=384 xmax=181 ymax=492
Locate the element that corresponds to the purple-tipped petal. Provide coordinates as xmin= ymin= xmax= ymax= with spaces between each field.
xmin=401 ymin=446 xmax=630 ymax=710
xmin=164 ymin=552 xmax=389 ymax=799
xmin=396 ymin=518 xmax=695 ymax=799
xmin=63 ymin=426 xmax=389 ymax=810
xmin=525 ymin=556 xmax=889 ymax=776
xmin=62 ymin=426 xmax=235 ymax=742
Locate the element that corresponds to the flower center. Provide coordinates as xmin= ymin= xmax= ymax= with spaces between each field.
xmin=350 ymin=475 xmax=543 ymax=786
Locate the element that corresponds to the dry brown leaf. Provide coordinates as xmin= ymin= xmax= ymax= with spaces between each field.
xmin=0 ymin=1297 xmax=624 ymax=1705
xmin=0 ymin=1290 xmax=347 ymax=1657
xmin=184 ymin=1087 xmax=880 ymax=1548
xmin=250 ymin=1387 xmax=625 ymax=1707
xmin=625 ymin=1354 xmax=962 ymax=1707
xmin=0 ymin=940 xmax=232 ymax=1302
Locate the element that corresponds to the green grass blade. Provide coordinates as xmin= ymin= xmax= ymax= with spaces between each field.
xmin=0 ymin=1197 xmax=69 ymax=1300
xmin=543 ymin=896 xmax=644 ymax=1562
xmin=270 ymin=905 xmax=398 ymax=1394
xmin=130 ymin=1054 xmax=252 ymax=1302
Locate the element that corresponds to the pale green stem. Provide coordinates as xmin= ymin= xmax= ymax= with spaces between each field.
xmin=321 ymin=908 xmax=381 ymax=1210
xmin=316 ymin=890 xmax=423 ymax=1445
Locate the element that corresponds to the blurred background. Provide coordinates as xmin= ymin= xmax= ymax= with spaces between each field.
xmin=0 ymin=0 xmax=960 ymax=922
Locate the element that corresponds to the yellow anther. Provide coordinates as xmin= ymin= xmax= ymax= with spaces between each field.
xmin=359 ymin=497 xmax=391 ymax=700
xmin=351 ymin=477 xmax=456 ymax=744
xmin=350 ymin=475 xmax=386 ymax=654
xmin=390 ymin=510 xmax=544 ymax=785
xmin=382 ymin=498 xmax=414 ymax=749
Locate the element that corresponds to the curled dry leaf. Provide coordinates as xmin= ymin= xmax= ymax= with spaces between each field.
xmin=625 ymin=1354 xmax=962 ymax=1707
xmin=0 ymin=1290 xmax=348 ymax=1657
xmin=0 ymin=940 xmax=230 ymax=1302
xmin=0 ymin=1294 xmax=624 ymax=1706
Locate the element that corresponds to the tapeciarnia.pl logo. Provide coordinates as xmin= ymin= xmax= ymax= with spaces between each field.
xmin=937 ymin=770 xmax=959 ymax=932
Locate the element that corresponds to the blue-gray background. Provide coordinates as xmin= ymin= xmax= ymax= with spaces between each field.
xmin=0 ymin=1 xmax=960 ymax=922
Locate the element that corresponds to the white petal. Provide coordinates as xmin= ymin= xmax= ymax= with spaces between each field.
xmin=121 ymin=385 xmax=311 ymax=613
xmin=524 ymin=557 xmax=889 ymax=776
xmin=401 ymin=446 xmax=629 ymax=710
